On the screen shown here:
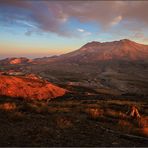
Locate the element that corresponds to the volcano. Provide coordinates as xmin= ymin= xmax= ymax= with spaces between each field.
xmin=57 ymin=39 xmax=148 ymax=63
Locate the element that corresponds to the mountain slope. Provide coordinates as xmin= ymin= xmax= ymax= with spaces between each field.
xmin=22 ymin=39 xmax=147 ymax=96
xmin=0 ymin=75 xmax=67 ymax=100
xmin=57 ymin=39 xmax=148 ymax=63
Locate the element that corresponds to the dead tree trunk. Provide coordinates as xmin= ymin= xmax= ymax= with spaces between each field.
xmin=127 ymin=105 xmax=141 ymax=118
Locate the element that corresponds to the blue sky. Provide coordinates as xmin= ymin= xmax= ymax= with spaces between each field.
xmin=0 ymin=1 xmax=148 ymax=58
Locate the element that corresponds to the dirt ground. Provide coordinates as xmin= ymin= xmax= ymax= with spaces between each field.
xmin=0 ymin=92 xmax=147 ymax=147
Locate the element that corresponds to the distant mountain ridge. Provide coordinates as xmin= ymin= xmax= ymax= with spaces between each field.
xmin=58 ymin=39 xmax=148 ymax=63
xmin=0 ymin=39 xmax=148 ymax=65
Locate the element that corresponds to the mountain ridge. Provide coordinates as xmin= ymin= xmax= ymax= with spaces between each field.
xmin=0 ymin=39 xmax=148 ymax=64
xmin=58 ymin=39 xmax=148 ymax=62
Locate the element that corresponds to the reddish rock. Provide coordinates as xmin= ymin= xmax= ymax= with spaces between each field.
xmin=9 ymin=57 xmax=32 ymax=64
xmin=0 ymin=75 xmax=67 ymax=100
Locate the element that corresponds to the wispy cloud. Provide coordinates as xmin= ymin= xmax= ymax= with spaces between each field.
xmin=77 ymin=28 xmax=85 ymax=33
xmin=110 ymin=16 xmax=122 ymax=26
xmin=77 ymin=28 xmax=92 ymax=37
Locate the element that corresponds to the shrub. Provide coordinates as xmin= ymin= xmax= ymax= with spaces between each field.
xmin=0 ymin=102 xmax=16 ymax=111
xmin=86 ymin=108 xmax=103 ymax=120
xmin=56 ymin=116 xmax=73 ymax=129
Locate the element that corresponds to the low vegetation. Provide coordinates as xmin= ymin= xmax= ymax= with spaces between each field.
xmin=0 ymin=92 xmax=147 ymax=147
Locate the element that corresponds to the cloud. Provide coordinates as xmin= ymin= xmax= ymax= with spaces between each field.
xmin=0 ymin=1 xmax=148 ymax=38
xmin=130 ymin=31 xmax=148 ymax=43
xmin=84 ymin=32 xmax=92 ymax=36
xmin=110 ymin=16 xmax=122 ymax=26
xmin=77 ymin=28 xmax=92 ymax=36
xmin=77 ymin=28 xmax=85 ymax=33
xmin=0 ymin=0 xmax=74 ymax=37
xmin=25 ymin=30 xmax=33 ymax=36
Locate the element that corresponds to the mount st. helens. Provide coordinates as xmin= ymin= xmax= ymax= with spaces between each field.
xmin=56 ymin=39 xmax=148 ymax=63
xmin=24 ymin=39 xmax=148 ymax=64
xmin=0 ymin=39 xmax=148 ymax=96
xmin=1 ymin=39 xmax=148 ymax=65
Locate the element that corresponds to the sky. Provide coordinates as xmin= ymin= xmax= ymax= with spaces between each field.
xmin=0 ymin=0 xmax=148 ymax=59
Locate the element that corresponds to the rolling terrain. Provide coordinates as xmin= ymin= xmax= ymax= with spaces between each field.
xmin=0 ymin=39 xmax=148 ymax=146
xmin=5 ymin=39 xmax=146 ymax=96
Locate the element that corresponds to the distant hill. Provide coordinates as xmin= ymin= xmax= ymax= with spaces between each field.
xmin=0 ymin=57 xmax=32 ymax=65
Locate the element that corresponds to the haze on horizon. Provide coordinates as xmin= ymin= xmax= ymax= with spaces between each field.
xmin=0 ymin=0 xmax=148 ymax=59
